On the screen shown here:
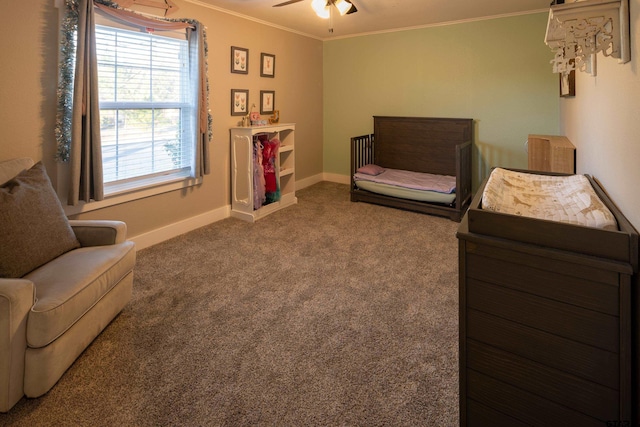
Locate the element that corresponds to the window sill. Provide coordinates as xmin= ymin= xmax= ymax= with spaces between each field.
xmin=63 ymin=175 xmax=202 ymax=216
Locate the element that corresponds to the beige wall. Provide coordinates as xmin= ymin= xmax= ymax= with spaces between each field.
xmin=0 ymin=0 xmax=323 ymax=240
xmin=323 ymin=13 xmax=560 ymax=189
xmin=0 ymin=2 xmax=60 ymax=165
xmin=560 ymin=1 xmax=640 ymax=229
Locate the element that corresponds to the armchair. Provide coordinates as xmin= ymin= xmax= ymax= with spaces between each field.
xmin=0 ymin=158 xmax=135 ymax=412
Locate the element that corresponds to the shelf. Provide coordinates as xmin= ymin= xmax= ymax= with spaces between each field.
xmin=280 ymin=167 xmax=294 ymax=177
xmin=231 ymin=123 xmax=295 ymax=133
xmin=545 ymin=0 xmax=630 ymax=76
xmin=230 ymin=123 xmax=296 ymax=222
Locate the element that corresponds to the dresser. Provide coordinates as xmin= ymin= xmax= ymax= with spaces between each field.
xmin=457 ymin=172 xmax=638 ymax=426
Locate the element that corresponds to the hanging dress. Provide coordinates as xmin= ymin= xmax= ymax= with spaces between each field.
xmin=262 ymin=137 xmax=280 ymax=204
xmin=253 ymin=137 xmax=266 ymax=210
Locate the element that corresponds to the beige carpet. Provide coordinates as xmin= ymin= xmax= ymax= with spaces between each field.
xmin=3 ymin=182 xmax=460 ymax=426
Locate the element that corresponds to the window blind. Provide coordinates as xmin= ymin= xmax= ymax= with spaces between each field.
xmin=95 ymin=25 xmax=194 ymax=190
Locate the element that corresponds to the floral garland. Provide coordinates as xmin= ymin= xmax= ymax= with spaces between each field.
xmin=55 ymin=0 xmax=212 ymax=162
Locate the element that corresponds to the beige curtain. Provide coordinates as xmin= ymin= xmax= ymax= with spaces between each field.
xmin=94 ymin=3 xmax=193 ymax=31
xmin=69 ymin=0 xmax=103 ymax=205
xmin=193 ymin=22 xmax=210 ymax=177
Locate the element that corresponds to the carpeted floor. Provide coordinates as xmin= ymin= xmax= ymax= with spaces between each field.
xmin=2 ymin=182 xmax=460 ymax=426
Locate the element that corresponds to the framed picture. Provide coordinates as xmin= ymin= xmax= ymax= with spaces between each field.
xmin=231 ymin=89 xmax=249 ymax=116
xmin=231 ymin=46 xmax=248 ymax=74
xmin=260 ymin=53 xmax=275 ymax=78
xmin=269 ymin=110 xmax=280 ymax=124
xmin=560 ymin=69 xmax=575 ymax=97
xmin=260 ymin=90 xmax=275 ymax=114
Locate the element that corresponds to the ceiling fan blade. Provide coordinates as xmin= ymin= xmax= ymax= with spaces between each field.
xmin=346 ymin=3 xmax=357 ymax=14
xmin=273 ymin=0 xmax=305 ymax=7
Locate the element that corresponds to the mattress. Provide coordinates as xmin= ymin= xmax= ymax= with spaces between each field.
xmin=355 ymin=180 xmax=456 ymax=204
xmin=481 ymin=168 xmax=618 ymax=230
xmin=354 ymin=168 xmax=456 ymax=193
xmin=354 ymin=167 xmax=457 ymax=205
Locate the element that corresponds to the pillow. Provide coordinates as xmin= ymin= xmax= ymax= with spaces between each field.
xmin=0 ymin=157 xmax=34 ymax=186
xmin=0 ymin=162 xmax=80 ymax=278
xmin=356 ymin=164 xmax=386 ymax=176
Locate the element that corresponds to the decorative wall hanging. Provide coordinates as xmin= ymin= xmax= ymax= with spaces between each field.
xmin=260 ymin=53 xmax=275 ymax=78
xmin=231 ymin=46 xmax=248 ymax=74
xmin=545 ymin=0 xmax=630 ymax=79
xmin=231 ymin=89 xmax=249 ymax=116
xmin=260 ymin=91 xmax=275 ymax=114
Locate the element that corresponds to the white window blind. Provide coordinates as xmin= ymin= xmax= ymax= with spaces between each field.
xmin=96 ymin=25 xmax=195 ymax=195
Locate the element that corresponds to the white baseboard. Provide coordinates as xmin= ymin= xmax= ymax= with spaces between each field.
xmin=323 ymin=173 xmax=350 ymax=185
xmin=130 ymin=205 xmax=230 ymax=250
xmin=295 ymin=173 xmax=323 ymax=190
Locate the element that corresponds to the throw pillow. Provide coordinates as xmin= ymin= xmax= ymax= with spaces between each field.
xmin=0 ymin=162 xmax=80 ymax=278
xmin=356 ymin=164 xmax=386 ymax=176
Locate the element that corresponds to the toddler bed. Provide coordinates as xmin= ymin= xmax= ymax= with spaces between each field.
xmin=457 ymin=167 xmax=639 ymax=426
xmin=350 ymin=116 xmax=473 ymax=221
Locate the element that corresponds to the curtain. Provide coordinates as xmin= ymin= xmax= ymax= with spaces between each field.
xmin=68 ymin=0 xmax=103 ymax=205
xmin=193 ymin=22 xmax=210 ymax=177
xmin=93 ymin=3 xmax=193 ymax=31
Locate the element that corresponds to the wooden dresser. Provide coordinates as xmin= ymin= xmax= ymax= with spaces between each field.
xmin=457 ymin=172 xmax=638 ymax=426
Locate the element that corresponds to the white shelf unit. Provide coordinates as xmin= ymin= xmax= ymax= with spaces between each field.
xmin=230 ymin=123 xmax=297 ymax=222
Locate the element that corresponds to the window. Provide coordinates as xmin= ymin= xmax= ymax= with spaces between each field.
xmin=95 ymin=23 xmax=197 ymax=196
xmin=56 ymin=1 xmax=209 ymax=209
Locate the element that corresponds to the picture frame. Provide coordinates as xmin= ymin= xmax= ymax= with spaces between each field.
xmin=260 ymin=53 xmax=276 ymax=78
xmin=260 ymin=90 xmax=275 ymax=114
xmin=269 ymin=110 xmax=280 ymax=124
xmin=231 ymin=89 xmax=249 ymax=116
xmin=231 ymin=46 xmax=248 ymax=74
xmin=560 ymin=69 xmax=575 ymax=97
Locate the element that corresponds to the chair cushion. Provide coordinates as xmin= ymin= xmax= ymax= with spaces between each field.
xmin=24 ymin=241 xmax=135 ymax=348
xmin=0 ymin=162 xmax=80 ymax=278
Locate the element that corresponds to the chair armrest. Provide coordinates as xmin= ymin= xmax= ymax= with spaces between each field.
xmin=0 ymin=279 xmax=34 ymax=412
xmin=69 ymin=220 xmax=128 ymax=247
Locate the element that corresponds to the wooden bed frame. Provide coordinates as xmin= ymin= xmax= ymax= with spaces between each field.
xmin=350 ymin=116 xmax=473 ymax=222
xmin=457 ymin=170 xmax=639 ymax=426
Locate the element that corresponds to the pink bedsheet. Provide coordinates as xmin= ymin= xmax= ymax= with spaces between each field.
xmin=354 ymin=168 xmax=456 ymax=194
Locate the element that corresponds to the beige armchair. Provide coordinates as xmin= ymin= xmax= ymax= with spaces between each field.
xmin=0 ymin=158 xmax=135 ymax=412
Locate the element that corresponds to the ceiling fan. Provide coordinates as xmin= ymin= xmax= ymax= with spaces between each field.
xmin=273 ymin=0 xmax=358 ymax=19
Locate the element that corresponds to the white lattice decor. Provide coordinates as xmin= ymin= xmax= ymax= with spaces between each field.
xmin=545 ymin=0 xmax=630 ymax=77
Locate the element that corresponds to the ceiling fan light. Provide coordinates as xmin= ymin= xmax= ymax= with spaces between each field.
xmin=334 ymin=0 xmax=352 ymax=16
xmin=311 ymin=0 xmax=330 ymax=18
xmin=318 ymin=6 xmax=330 ymax=19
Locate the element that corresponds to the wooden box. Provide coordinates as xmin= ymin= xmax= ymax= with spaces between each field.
xmin=528 ymin=134 xmax=576 ymax=174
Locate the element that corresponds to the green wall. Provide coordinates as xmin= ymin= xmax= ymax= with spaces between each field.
xmin=323 ymin=12 xmax=559 ymax=188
